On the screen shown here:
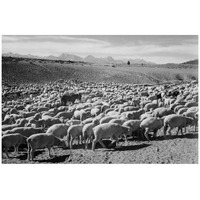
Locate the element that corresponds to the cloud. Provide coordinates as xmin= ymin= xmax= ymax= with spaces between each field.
xmin=2 ymin=35 xmax=110 ymax=46
xmin=2 ymin=35 xmax=198 ymax=63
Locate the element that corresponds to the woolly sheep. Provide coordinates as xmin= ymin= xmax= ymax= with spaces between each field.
xmin=3 ymin=127 xmax=44 ymax=137
xmin=82 ymin=119 xmax=99 ymax=149
xmin=66 ymin=124 xmax=84 ymax=149
xmin=152 ymin=107 xmax=174 ymax=118
xmin=140 ymin=117 xmax=164 ymax=141
xmin=2 ymin=133 xmax=27 ymax=158
xmin=163 ymin=114 xmax=194 ymax=138
xmin=2 ymin=119 xmax=28 ymax=131
xmin=92 ymin=123 xmax=131 ymax=151
xmin=27 ymin=133 xmax=67 ymax=160
xmin=122 ymin=120 xmax=141 ymax=139
xmin=100 ymin=116 xmax=119 ymax=124
xmin=46 ymin=124 xmax=69 ymax=139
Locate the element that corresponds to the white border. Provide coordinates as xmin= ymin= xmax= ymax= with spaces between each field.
xmin=0 ymin=1 xmax=199 ymax=200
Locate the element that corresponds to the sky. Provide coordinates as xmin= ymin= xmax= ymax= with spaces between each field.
xmin=2 ymin=35 xmax=198 ymax=64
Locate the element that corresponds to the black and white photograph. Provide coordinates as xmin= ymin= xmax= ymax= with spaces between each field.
xmin=1 ymin=35 xmax=198 ymax=164
xmin=0 ymin=1 xmax=200 ymax=200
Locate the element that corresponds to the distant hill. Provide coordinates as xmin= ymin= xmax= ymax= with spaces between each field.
xmin=2 ymin=52 xmax=157 ymax=65
xmin=57 ymin=53 xmax=83 ymax=61
xmin=123 ymin=58 xmax=157 ymax=65
xmin=182 ymin=59 xmax=198 ymax=65
xmin=84 ymin=55 xmax=105 ymax=64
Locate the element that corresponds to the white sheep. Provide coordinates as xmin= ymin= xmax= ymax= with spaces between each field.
xmin=27 ymin=133 xmax=67 ymax=161
xmin=82 ymin=119 xmax=99 ymax=149
xmin=163 ymin=114 xmax=194 ymax=138
xmin=140 ymin=117 xmax=164 ymax=141
xmin=46 ymin=124 xmax=69 ymax=139
xmin=92 ymin=123 xmax=131 ymax=151
xmin=66 ymin=124 xmax=84 ymax=149
xmin=122 ymin=119 xmax=141 ymax=139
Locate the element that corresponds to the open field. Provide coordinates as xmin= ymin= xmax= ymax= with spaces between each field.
xmin=2 ymin=128 xmax=198 ymax=164
xmin=2 ymin=57 xmax=198 ymax=85
xmin=1 ymin=57 xmax=198 ymax=164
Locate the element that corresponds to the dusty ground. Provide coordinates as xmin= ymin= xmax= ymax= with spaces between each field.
xmin=2 ymin=127 xmax=198 ymax=164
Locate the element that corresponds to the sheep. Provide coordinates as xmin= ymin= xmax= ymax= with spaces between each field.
xmin=3 ymin=127 xmax=44 ymax=137
xmin=54 ymin=110 xmax=74 ymax=119
xmin=67 ymin=119 xmax=82 ymax=125
xmin=140 ymin=112 xmax=153 ymax=121
xmin=2 ymin=118 xmax=28 ymax=131
xmin=82 ymin=119 xmax=99 ymax=149
xmin=140 ymin=117 xmax=164 ymax=141
xmin=130 ymin=109 xmax=145 ymax=119
xmin=144 ymin=102 xmax=158 ymax=112
xmin=27 ymin=133 xmax=67 ymax=161
xmin=122 ymin=120 xmax=141 ymax=139
xmin=2 ymin=115 xmax=15 ymax=125
xmin=91 ymin=107 xmax=101 ymax=117
xmin=2 ymin=133 xmax=27 ymax=158
xmin=38 ymin=117 xmax=62 ymax=128
xmin=123 ymin=106 xmax=139 ymax=112
xmin=163 ymin=114 xmax=194 ymax=138
xmin=66 ymin=124 xmax=84 ymax=149
xmin=187 ymin=106 xmax=198 ymax=113
xmin=82 ymin=117 xmax=95 ymax=125
xmin=109 ymin=118 xmax=127 ymax=125
xmin=152 ymin=107 xmax=174 ymax=118
xmin=46 ymin=124 xmax=69 ymax=139
xmin=182 ymin=111 xmax=198 ymax=131
xmin=174 ymin=105 xmax=186 ymax=113
xmin=92 ymin=123 xmax=131 ymax=151
xmin=80 ymin=111 xmax=91 ymax=121
xmin=185 ymin=102 xmax=198 ymax=108
xmin=177 ymin=107 xmax=188 ymax=115
xmin=100 ymin=116 xmax=119 ymax=124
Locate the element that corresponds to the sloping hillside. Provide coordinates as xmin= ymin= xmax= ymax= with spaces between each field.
xmin=2 ymin=57 xmax=198 ymax=85
xmin=182 ymin=59 xmax=198 ymax=65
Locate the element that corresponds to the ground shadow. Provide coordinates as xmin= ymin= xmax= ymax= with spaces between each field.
xmin=13 ymin=149 xmax=45 ymax=160
xmin=107 ymin=143 xmax=151 ymax=152
xmin=152 ymin=133 xmax=198 ymax=141
xmin=36 ymin=154 xmax=70 ymax=163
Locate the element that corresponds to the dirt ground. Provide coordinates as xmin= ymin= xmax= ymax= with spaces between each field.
xmin=2 ymin=127 xmax=198 ymax=164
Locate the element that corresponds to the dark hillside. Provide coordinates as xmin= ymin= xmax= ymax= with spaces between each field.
xmin=2 ymin=57 xmax=198 ymax=85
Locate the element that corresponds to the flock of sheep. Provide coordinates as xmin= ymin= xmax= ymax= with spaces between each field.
xmin=2 ymin=79 xmax=198 ymax=161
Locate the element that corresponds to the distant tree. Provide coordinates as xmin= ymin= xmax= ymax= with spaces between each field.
xmin=127 ymin=61 xmax=130 ymax=65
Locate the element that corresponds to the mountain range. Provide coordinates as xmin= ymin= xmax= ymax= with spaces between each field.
xmin=2 ymin=52 xmax=157 ymax=65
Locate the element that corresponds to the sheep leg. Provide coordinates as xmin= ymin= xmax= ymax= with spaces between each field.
xmin=144 ymin=128 xmax=150 ymax=141
xmin=176 ymin=127 xmax=180 ymax=135
xmin=153 ymin=129 xmax=158 ymax=139
xmin=27 ymin=144 xmax=30 ymax=161
xmin=30 ymin=148 xmax=34 ymax=161
xmin=168 ymin=127 xmax=172 ymax=137
xmin=70 ymin=138 xmax=74 ymax=149
xmin=115 ymin=137 xmax=119 ymax=147
xmin=80 ymin=135 xmax=83 ymax=145
xmin=15 ymin=146 xmax=19 ymax=154
xmin=180 ymin=127 xmax=183 ymax=135
xmin=5 ymin=147 xmax=10 ymax=158
xmin=84 ymin=137 xmax=87 ymax=150
xmin=48 ymin=147 xmax=53 ymax=158
xmin=99 ymin=139 xmax=106 ymax=148
xmin=163 ymin=125 xmax=168 ymax=139
xmin=123 ymin=134 xmax=128 ymax=142
xmin=92 ymin=140 xmax=97 ymax=151
xmin=77 ymin=136 xmax=80 ymax=145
